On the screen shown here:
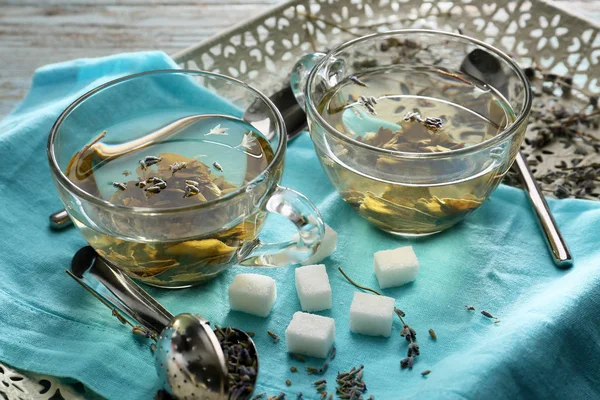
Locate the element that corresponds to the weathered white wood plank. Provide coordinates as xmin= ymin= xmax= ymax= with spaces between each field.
xmin=0 ymin=2 xmax=279 ymax=117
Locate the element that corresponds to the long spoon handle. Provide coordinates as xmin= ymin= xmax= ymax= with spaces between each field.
xmin=515 ymin=151 xmax=573 ymax=268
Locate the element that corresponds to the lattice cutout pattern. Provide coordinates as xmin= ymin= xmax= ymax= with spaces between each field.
xmin=175 ymin=0 xmax=599 ymax=96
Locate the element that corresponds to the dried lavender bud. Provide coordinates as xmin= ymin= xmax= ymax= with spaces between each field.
xmin=400 ymin=356 xmax=414 ymax=369
xmin=296 ymin=393 xmax=303 ymax=399
xmin=466 ymin=305 xmax=475 ymax=311
xmin=252 ymin=393 xmax=265 ymax=400
xmin=246 ymin=331 xmax=255 ymax=337
xmin=286 ymin=380 xmax=292 ymax=386
xmin=394 ymin=308 xmax=406 ymax=318
xmin=368 ymin=396 xmax=375 ymax=400
xmin=407 ymin=342 xmax=420 ymax=357
xmin=403 ymin=111 xmax=421 ymax=122
xmin=348 ymin=75 xmax=368 ymax=87
xmin=424 ymin=117 xmax=443 ymax=130
xmin=320 ymin=392 xmax=327 ymax=400
xmin=313 ymin=379 xmax=326 ymax=386
xmin=542 ymin=85 xmax=554 ymax=95
xmin=145 ymin=185 xmax=161 ymax=194
xmin=141 ymin=156 xmax=161 ymax=169
xmin=405 ymin=326 xmax=417 ymax=342
xmin=330 ymin=346 xmax=336 ymax=360
xmin=365 ymin=103 xmax=376 ymax=115
xmin=290 ymin=366 xmax=298 ymax=373
xmin=213 ymin=161 xmax=224 ymax=172
xmin=400 ymin=325 xmax=416 ymax=342
xmin=289 ymin=353 xmax=305 ymax=362
xmin=318 ymin=360 xmax=330 ymax=374
xmin=267 ymin=330 xmax=280 ymax=343
xmin=421 ymin=370 xmax=431 ymax=376
xmin=183 ymin=184 xmax=199 ymax=198
xmin=315 ymin=383 xmax=326 ymax=391
xmin=428 ymin=329 xmax=437 ymax=340
xmin=327 ymin=394 xmax=333 ymax=400
xmin=481 ymin=310 xmax=496 ymax=319
xmin=151 ymin=343 xmax=156 ymax=353
xmin=112 ymin=182 xmax=127 ymax=191
xmin=355 ymin=369 xmax=364 ymax=380
xmin=523 ymin=67 xmax=535 ymax=79
xmin=170 ymin=161 xmax=187 ymax=174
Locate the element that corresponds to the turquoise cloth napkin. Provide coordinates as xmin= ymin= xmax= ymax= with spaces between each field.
xmin=1 ymin=52 xmax=599 ymax=400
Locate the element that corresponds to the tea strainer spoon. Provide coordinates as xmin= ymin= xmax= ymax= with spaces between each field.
xmin=68 ymin=246 xmax=258 ymax=400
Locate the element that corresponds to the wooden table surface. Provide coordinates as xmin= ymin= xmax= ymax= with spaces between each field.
xmin=0 ymin=0 xmax=598 ymax=119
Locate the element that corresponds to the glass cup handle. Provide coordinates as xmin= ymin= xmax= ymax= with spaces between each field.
xmin=239 ymin=185 xmax=325 ymax=267
xmin=290 ymin=52 xmax=326 ymax=111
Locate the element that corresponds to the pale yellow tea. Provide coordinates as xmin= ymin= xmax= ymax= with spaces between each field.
xmin=67 ymin=115 xmax=277 ymax=287
xmin=316 ymin=65 xmax=516 ymax=234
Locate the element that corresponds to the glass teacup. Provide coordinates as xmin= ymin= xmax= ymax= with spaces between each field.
xmin=291 ymin=29 xmax=531 ymax=236
xmin=48 ymin=70 xmax=324 ymax=288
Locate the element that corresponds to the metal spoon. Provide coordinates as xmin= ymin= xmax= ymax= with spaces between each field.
xmin=460 ymin=48 xmax=573 ymax=268
xmin=68 ymin=246 xmax=259 ymax=399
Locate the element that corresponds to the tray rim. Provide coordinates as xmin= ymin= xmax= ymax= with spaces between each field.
xmin=172 ymin=0 xmax=600 ymax=64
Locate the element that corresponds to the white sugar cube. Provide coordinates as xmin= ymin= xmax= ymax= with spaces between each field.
xmin=349 ymin=292 xmax=395 ymax=337
xmin=285 ymin=311 xmax=336 ymax=358
xmin=228 ymin=273 xmax=276 ymax=317
xmin=373 ymin=246 xmax=420 ymax=289
xmin=295 ymin=264 xmax=332 ymax=311
xmin=299 ymin=223 xmax=338 ymax=265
